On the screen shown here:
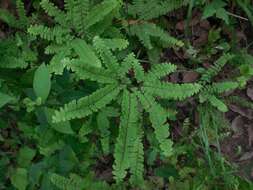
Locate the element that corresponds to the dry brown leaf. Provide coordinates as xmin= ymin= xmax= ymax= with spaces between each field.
xmin=176 ymin=21 xmax=184 ymax=31
xmin=199 ymin=20 xmax=210 ymax=30
xmin=247 ymin=87 xmax=253 ymax=101
xmin=182 ymin=71 xmax=199 ymax=83
xmin=231 ymin=116 xmax=244 ymax=137
xmin=246 ymin=124 xmax=253 ymax=147
xmin=1 ymin=0 xmax=10 ymax=9
xmin=169 ymin=72 xmax=180 ymax=83
xmin=229 ymin=105 xmax=253 ymax=120
xmin=239 ymin=152 xmax=253 ymax=161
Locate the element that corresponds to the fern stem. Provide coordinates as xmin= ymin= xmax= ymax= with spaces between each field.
xmin=185 ymin=0 xmax=195 ymax=42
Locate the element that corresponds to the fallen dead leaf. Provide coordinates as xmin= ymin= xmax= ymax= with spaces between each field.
xmin=0 ymin=31 xmax=5 ymax=39
xmin=0 ymin=0 xmax=10 ymax=9
xmin=229 ymin=105 xmax=253 ymax=120
xmin=182 ymin=71 xmax=199 ymax=83
xmin=247 ymin=87 xmax=253 ymax=101
xmin=176 ymin=21 xmax=184 ymax=31
xmin=239 ymin=151 xmax=253 ymax=161
xmin=231 ymin=116 xmax=244 ymax=138
xmin=246 ymin=124 xmax=253 ymax=147
xmin=199 ymin=20 xmax=210 ymax=30
xmin=169 ymin=72 xmax=180 ymax=83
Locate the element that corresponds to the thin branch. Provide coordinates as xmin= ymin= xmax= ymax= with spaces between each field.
xmin=227 ymin=12 xmax=249 ymax=21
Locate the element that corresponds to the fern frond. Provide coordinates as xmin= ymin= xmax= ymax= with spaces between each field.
xmin=209 ymin=95 xmax=228 ymax=112
xmin=72 ymin=0 xmax=90 ymax=34
xmin=45 ymin=44 xmax=63 ymax=54
xmin=129 ymin=23 xmax=184 ymax=49
xmin=72 ymin=39 xmax=102 ymax=68
xmin=103 ymin=38 xmax=129 ymax=51
xmin=97 ymin=107 xmax=119 ymax=154
xmin=0 ymin=57 xmax=28 ymax=69
xmin=198 ymin=81 xmax=238 ymax=112
xmin=28 ymin=25 xmax=71 ymax=44
xmin=47 ymin=56 xmax=69 ymax=74
xmin=200 ymin=54 xmax=235 ymax=83
xmin=85 ymin=0 xmax=120 ymax=29
xmin=69 ymin=59 xmax=118 ymax=84
xmin=146 ymin=63 xmax=177 ymax=81
xmin=0 ymin=38 xmax=29 ymax=68
xmin=0 ymin=9 xmax=18 ymax=28
xmin=16 ymin=0 xmax=29 ymax=28
xmin=113 ymin=90 xmax=139 ymax=183
xmin=50 ymin=173 xmax=85 ymax=190
xmin=123 ymin=53 xmax=145 ymax=82
xmin=143 ymin=81 xmax=202 ymax=100
xmin=211 ymin=81 xmax=238 ymax=93
xmin=53 ymin=84 xmax=121 ymax=122
xmin=97 ymin=111 xmax=111 ymax=154
xmin=129 ymin=129 xmax=144 ymax=186
xmin=93 ymin=36 xmax=119 ymax=70
xmin=129 ymin=0 xmax=188 ymax=20
xmin=40 ymin=0 xmax=65 ymax=25
xmin=136 ymin=91 xmax=173 ymax=156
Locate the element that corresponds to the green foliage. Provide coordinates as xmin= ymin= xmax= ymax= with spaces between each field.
xmin=50 ymin=173 xmax=85 ymax=190
xmin=0 ymin=92 xmax=14 ymax=108
xmin=10 ymin=168 xmax=28 ymax=190
xmin=202 ymin=0 xmax=229 ymax=24
xmin=33 ymin=64 xmax=51 ymax=102
xmin=51 ymin=36 xmax=200 ymax=183
xmin=128 ymin=0 xmax=188 ymax=20
xmin=1 ymin=0 xmax=253 ymax=189
xmin=129 ymin=22 xmax=184 ymax=49
xmin=113 ymin=90 xmax=140 ymax=182
xmin=198 ymin=53 xmax=239 ymax=112
xmin=0 ymin=0 xmax=29 ymax=29
xmin=53 ymin=84 xmax=121 ymax=122
xmin=124 ymin=0 xmax=186 ymax=50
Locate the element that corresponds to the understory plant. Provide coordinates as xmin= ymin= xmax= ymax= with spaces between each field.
xmin=1 ymin=0 xmax=253 ymax=190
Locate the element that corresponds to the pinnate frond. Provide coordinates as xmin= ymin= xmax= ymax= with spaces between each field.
xmin=129 ymin=23 xmax=184 ymax=49
xmin=146 ymin=63 xmax=177 ymax=81
xmin=136 ymin=92 xmax=173 ymax=156
xmin=129 ymin=0 xmax=188 ymax=20
xmin=143 ymin=81 xmax=202 ymax=100
xmin=28 ymin=25 xmax=72 ymax=44
xmin=113 ymin=90 xmax=140 ymax=183
xmin=53 ymin=84 xmax=121 ymax=122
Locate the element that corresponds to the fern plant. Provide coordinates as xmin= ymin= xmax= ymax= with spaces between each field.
xmin=28 ymin=0 xmax=122 ymax=74
xmin=198 ymin=53 xmax=238 ymax=112
xmin=50 ymin=173 xmax=113 ymax=190
xmin=122 ymin=0 xmax=187 ymax=50
xmin=0 ymin=0 xmax=36 ymax=69
xmin=0 ymin=0 xmax=30 ymax=29
xmin=52 ymin=36 xmax=201 ymax=184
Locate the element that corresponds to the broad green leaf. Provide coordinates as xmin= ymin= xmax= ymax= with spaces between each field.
xmin=202 ymin=0 xmax=227 ymax=19
xmin=72 ymin=39 xmax=101 ymax=68
xmin=17 ymin=147 xmax=36 ymax=167
xmin=216 ymin=8 xmax=229 ymax=24
xmin=33 ymin=64 xmax=51 ymax=102
xmin=10 ymin=168 xmax=28 ymax=190
xmin=0 ymin=92 xmax=14 ymax=108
